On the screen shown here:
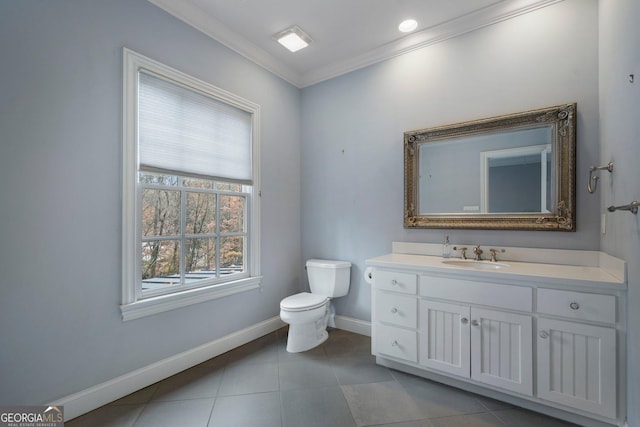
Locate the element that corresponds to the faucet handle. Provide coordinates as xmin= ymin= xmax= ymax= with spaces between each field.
xmin=489 ymin=249 xmax=498 ymax=262
xmin=453 ymin=246 xmax=468 ymax=260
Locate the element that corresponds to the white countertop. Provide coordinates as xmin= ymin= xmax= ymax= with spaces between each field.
xmin=366 ymin=253 xmax=626 ymax=289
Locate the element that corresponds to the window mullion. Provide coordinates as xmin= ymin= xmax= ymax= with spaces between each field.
xmin=243 ymin=188 xmax=249 ymax=272
xmin=184 ymin=232 xmax=219 ymax=238
xmin=218 ymin=231 xmax=247 ymax=238
xmin=142 ymin=235 xmax=181 ymax=242
xmin=215 ymin=192 xmax=221 ymax=279
xmin=180 ymin=180 xmax=186 ymax=285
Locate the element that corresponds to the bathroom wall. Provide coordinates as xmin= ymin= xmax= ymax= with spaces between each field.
xmin=0 ymin=0 xmax=301 ymax=405
xmin=301 ymin=0 xmax=600 ymax=321
xmin=599 ymin=0 xmax=640 ymax=425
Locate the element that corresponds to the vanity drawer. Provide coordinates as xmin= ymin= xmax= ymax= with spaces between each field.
xmin=537 ymin=289 xmax=616 ymax=324
xmin=375 ymin=291 xmax=417 ymax=329
xmin=375 ymin=324 xmax=418 ymax=363
xmin=420 ymin=276 xmax=532 ymax=312
xmin=375 ymin=270 xmax=417 ymax=295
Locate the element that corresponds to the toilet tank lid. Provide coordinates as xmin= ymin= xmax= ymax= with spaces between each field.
xmin=306 ymin=259 xmax=351 ymax=269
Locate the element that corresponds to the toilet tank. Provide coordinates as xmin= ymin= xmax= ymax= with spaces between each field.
xmin=306 ymin=259 xmax=351 ymax=298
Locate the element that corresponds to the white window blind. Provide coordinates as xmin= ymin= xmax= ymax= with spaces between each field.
xmin=138 ymin=71 xmax=253 ymax=184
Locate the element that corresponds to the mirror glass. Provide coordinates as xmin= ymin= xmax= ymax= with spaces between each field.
xmin=405 ymin=103 xmax=576 ymax=231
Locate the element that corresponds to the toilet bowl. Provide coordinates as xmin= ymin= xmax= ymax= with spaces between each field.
xmin=280 ymin=292 xmax=330 ymax=353
xmin=280 ymin=259 xmax=351 ymax=353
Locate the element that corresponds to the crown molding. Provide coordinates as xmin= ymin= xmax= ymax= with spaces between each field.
xmin=148 ymin=0 xmax=563 ymax=89
xmin=300 ymin=0 xmax=564 ymax=87
xmin=148 ymin=0 xmax=304 ymax=87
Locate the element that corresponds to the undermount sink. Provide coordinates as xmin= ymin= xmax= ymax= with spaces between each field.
xmin=441 ymin=259 xmax=510 ymax=270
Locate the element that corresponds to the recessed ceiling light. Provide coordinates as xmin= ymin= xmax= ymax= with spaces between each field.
xmin=273 ymin=25 xmax=312 ymax=52
xmin=398 ymin=19 xmax=418 ymax=33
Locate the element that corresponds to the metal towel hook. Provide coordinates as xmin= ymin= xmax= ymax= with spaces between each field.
xmin=587 ymin=162 xmax=614 ymax=193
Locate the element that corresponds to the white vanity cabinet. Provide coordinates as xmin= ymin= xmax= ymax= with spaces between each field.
xmin=536 ymin=289 xmax=617 ymax=419
xmin=372 ymin=270 xmax=419 ymax=363
xmin=419 ymin=278 xmax=533 ymax=396
xmin=373 ymin=272 xmax=535 ymax=395
xmin=368 ymin=247 xmax=627 ymax=427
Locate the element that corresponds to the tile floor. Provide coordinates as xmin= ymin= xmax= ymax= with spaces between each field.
xmin=67 ymin=328 xmax=579 ymax=427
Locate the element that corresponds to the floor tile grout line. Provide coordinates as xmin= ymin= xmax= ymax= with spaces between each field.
xmin=68 ymin=330 xmax=577 ymax=427
xmin=486 ymin=410 xmax=510 ymax=426
xmin=337 ymin=383 xmax=362 ymax=427
xmin=205 ymin=396 xmax=216 ymax=427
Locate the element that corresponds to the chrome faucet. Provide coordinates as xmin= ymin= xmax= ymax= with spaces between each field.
xmin=453 ymin=246 xmax=467 ymax=259
xmin=473 ymin=245 xmax=483 ymax=261
xmin=489 ymin=249 xmax=498 ymax=262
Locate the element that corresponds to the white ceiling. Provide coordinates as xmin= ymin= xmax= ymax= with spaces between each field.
xmin=148 ymin=0 xmax=562 ymax=88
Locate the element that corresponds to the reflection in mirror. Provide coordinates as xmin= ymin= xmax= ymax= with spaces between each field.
xmin=481 ymin=143 xmax=551 ymax=213
xmin=405 ymin=103 xmax=576 ymax=231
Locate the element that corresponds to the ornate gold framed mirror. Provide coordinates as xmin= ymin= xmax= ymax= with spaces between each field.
xmin=404 ymin=103 xmax=576 ymax=231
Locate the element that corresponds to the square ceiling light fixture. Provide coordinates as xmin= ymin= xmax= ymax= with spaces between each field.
xmin=273 ymin=25 xmax=312 ymax=52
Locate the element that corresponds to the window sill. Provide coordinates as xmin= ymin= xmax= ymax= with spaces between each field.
xmin=120 ymin=276 xmax=262 ymax=321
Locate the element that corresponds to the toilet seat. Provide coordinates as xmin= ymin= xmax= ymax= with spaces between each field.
xmin=280 ymin=292 xmax=328 ymax=312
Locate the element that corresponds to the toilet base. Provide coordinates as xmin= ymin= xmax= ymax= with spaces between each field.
xmin=285 ymin=315 xmax=329 ymax=353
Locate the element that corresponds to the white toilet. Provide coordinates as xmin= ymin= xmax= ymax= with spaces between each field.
xmin=280 ymin=259 xmax=351 ymax=353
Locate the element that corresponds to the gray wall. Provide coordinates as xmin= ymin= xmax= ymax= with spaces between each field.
xmin=599 ymin=1 xmax=640 ymax=425
xmin=0 ymin=0 xmax=301 ymax=405
xmin=301 ymin=0 xmax=600 ymax=322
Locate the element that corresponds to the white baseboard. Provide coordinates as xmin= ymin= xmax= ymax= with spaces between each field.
xmin=334 ymin=315 xmax=371 ymax=336
xmin=53 ymin=316 xmax=286 ymax=421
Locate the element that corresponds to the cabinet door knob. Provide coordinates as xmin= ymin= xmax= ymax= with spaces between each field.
xmin=471 ymin=320 xmax=480 ymax=327
xmin=461 ymin=317 xmax=469 ymax=324
xmin=391 ymin=279 xmax=398 ymax=286
xmin=391 ymin=340 xmax=399 ymax=347
xmin=391 ymin=307 xmax=398 ymax=314
xmin=569 ymin=302 xmax=580 ymax=310
xmin=539 ymin=330 xmax=549 ymax=339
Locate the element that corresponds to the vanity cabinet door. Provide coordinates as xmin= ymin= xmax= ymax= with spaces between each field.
xmin=419 ymin=301 xmax=533 ymax=395
xmin=470 ymin=308 xmax=533 ymax=396
xmin=419 ymin=300 xmax=470 ymax=378
xmin=537 ymin=318 xmax=616 ymax=419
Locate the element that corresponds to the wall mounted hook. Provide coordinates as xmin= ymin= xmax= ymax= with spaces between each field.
xmin=587 ymin=162 xmax=614 ymax=194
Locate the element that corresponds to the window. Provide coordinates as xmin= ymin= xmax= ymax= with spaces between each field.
xmin=122 ymin=48 xmax=261 ymax=320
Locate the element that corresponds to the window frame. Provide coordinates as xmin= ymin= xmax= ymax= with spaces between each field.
xmin=122 ymin=48 xmax=261 ymax=321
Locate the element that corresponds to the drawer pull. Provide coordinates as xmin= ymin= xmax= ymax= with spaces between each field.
xmin=391 ymin=340 xmax=399 ymax=347
xmin=391 ymin=307 xmax=398 ymax=314
xmin=461 ymin=317 xmax=469 ymax=324
xmin=471 ymin=319 xmax=480 ymax=327
xmin=569 ymin=302 xmax=580 ymax=310
xmin=539 ymin=330 xmax=549 ymax=339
